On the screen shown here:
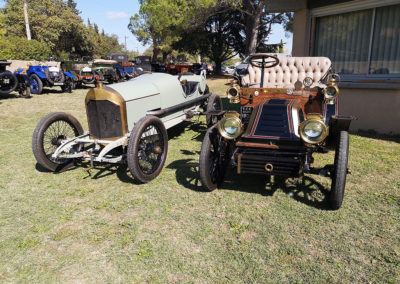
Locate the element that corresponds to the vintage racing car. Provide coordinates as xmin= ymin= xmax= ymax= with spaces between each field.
xmin=32 ymin=72 xmax=222 ymax=183
xmin=199 ymin=54 xmax=353 ymax=209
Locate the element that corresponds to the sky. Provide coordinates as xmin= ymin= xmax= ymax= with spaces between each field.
xmin=0 ymin=0 xmax=293 ymax=55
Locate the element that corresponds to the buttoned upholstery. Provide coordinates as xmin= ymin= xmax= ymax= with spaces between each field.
xmin=241 ymin=57 xmax=332 ymax=88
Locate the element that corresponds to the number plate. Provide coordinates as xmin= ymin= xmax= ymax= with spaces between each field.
xmin=53 ymin=82 xmax=63 ymax=86
xmin=3 ymin=79 xmax=10 ymax=84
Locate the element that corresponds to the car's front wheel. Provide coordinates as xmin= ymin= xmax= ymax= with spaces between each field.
xmin=127 ymin=116 xmax=168 ymax=183
xmin=32 ymin=112 xmax=84 ymax=172
xmin=29 ymin=74 xmax=43 ymax=94
xmin=199 ymin=125 xmax=229 ymax=191
xmin=330 ymin=130 xmax=349 ymax=209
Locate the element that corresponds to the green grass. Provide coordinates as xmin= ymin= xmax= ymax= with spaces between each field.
xmin=0 ymin=81 xmax=399 ymax=282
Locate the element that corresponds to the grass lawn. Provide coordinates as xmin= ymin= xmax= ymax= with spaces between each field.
xmin=0 ymin=79 xmax=399 ymax=282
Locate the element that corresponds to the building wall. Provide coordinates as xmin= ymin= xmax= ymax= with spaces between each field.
xmin=339 ymin=88 xmax=400 ymax=134
xmin=292 ymin=8 xmax=400 ymax=134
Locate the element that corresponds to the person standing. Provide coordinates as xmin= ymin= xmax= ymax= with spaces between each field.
xmin=201 ymin=61 xmax=207 ymax=78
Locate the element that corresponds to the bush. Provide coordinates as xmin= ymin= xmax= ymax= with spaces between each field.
xmin=0 ymin=36 xmax=51 ymax=60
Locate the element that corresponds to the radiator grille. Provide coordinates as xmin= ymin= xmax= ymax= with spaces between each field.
xmin=238 ymin=148 xmax=304 ymax=176
xmin=87 ymin=100 xmax=123 ymax=139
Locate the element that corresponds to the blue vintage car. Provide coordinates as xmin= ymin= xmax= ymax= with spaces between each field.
xmin=199 ymin=54 xmax=354 ymax=210
xmin=15 ymin=65 xmax=76 ymax=94
xmin=32 ymin=72 xmax=221 ymax=183
xmin=0 ymin=60 xmax=30 ymax=97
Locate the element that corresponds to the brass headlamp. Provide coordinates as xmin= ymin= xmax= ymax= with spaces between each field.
xmin=217 ymin=111 xmax=243 ymax=140
xmin=226 ymin=80 xmax=241 ymax=104
xmin=299 ymin=114 xmax=328 ymax=144
xmin=324 ymin=74 xmax=340 ymax=104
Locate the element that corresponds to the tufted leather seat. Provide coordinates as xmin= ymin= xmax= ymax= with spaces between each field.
xmin=241 ymin=57 xmax=332 ymax=89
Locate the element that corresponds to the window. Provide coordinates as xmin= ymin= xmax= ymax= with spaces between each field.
xmin=314 ymin=4 xmax=400 ymax=80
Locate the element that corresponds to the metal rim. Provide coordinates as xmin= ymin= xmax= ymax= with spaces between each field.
xmin=30 ymin=77 xmax=39 ymax=93
xmin=137 ymin=124 xmax=165 ymax=175
xmin=42 ymin=120 xmax=80 ymax=164
xmin=299 ymin=118 xmax=329 ymax=144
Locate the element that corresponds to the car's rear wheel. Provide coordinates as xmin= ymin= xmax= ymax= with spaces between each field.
xmin=0 ymin=72 xmax=18 ymax=95
xmin=199 ymin=125 xmax=229 ymax=191
xmin=32 ymin=112 xmax=83 ymax=172
xmin=127 ymin=116 xmax=168 ymax=183
xmin=205 ymin=93 xmax=222 ymax=127
xmin=29 ymin=74 xmax=43 ymax=94
xmin=330 ymin=130 xmax=349 ymax=209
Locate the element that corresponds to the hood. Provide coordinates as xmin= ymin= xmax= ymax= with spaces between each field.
xmin=242 ymin=99 xmax=304 ymax=141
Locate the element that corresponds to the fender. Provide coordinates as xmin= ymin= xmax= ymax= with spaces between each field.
xmin=63 ymin=71 xmax=77 ymax=80
xmin=27 ymin=66 xmax=47 ymax=79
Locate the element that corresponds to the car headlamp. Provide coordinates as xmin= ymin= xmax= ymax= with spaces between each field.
xmin=217 ymin=112 xmax=242 ymax=140
xmin=324 ymin=85 xmax=339 ymax=100
xmin=299 ymin=115 xmax=328 ymax=144
xmin=226 ymin=84 xmax=240 ymax=104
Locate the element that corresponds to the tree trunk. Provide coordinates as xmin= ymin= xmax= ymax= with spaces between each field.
xmin=152 ymin=38 xmax=160 ymax=63
xmin=243 ymin=0 xmax=265 ymax=56
xmin=214 ymin=60 xmax=222 ymax=75
xmin=23 ymin=0 xmax=31 ymax=40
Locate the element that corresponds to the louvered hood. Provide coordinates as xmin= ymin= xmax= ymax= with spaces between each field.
xmin=242 ymin=99 xmax=304 ymax=141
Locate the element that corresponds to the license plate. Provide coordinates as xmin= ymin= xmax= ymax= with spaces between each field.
xmin=3 ymin=79 xmax=10 ymax=84
xmin=53 ymin=82 xmax=63 ymax=86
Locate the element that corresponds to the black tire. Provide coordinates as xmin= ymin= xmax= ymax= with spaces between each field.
xmin=32 ymin=112 xmax=84 ymax=172
xmin=330 ymin=130 xmax=349 ymax=210
xmin=61 ymin=78 xmax=73 ymax=93
xmin=199 ymin=125 xmax=228 ymax=191
xmin=45 ymin=68 xmax=65 ymax=85
xmin=205 ymin=93 xmax=223 ymax=127
xmin=0 ymin=72 xmax=18 ymax=95
xmin=127 ymin=116 xmax=168 ymax=183
xmin=79 ymin=69 xmax=96 ymax=84
xmin=29 ymin=74 xmax=43 ymax=94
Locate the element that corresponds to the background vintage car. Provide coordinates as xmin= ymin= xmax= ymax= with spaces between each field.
xmin=0 ymin=60 xmax=31 ymax=97
xmin=199 ymin=54 xmax=353 ymax=210
xmin=32 ymin=72 xmax=222 ymax=183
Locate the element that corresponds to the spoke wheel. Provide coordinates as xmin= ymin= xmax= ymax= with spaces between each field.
xmin=29 ymin=74 xmax=43 ymax=94
xmin=32 ymin=112 xmax=83 ymax=172
xmin=330 ymin=130 xmax=349 ymax=210
xmin=0 ymin=72 xmax=18 ymax=95
xmin=205 ymin=93 xmax=222 ymax=127
xmin=199 ymin=125 xmax=228 ymax=191
xmin=127 ymin=116 xmax=168 ymax=183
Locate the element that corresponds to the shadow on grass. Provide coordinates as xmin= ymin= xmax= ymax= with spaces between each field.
xmin=167 ymin=158 xmax=332 ymax=210
xmin=352 ymin=129 xmax=400 ymax=143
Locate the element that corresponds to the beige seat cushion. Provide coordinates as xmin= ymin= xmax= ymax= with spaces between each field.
xmin=241 ymin=57 xmax=332 ymax=89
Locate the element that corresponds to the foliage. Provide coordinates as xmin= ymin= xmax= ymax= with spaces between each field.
xmin=173 ymin=7 xmax=237 ymax=73
xmin=0 ymin=35 xmax=51 ymax=60
xmin=0 ymin=0 xmax=124 ymax=60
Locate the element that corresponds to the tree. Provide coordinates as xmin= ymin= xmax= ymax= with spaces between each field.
xmin=174 ymin=8 xmax=237 ymax=74
xmin=23 ymin=0 xmax=31 ymax=40
xmin=229 ymin=1 xmax=292 ymax=57
xmin=67 ymin=0 xmax=80 ymax=15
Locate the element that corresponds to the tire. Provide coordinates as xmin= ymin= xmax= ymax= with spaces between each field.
xmin=199 ymin=125 xmax=228 ymax=191
xmin=330 ymin=130 xmax=349 ymax=210
xmin=205 ymin=93 xmax=223 ymax=127
xmin=79 ymin=69 xmax=96 ymax=84
xmin=30 ymin=74 xmax=43 ymax=94
xmin=45 ymin=68 xmax=65 ymax=85
xmin=0 ymin=72 xmax=18 ymax=95
xmin=32 ymin=112 xmax=84 ymax=172
xmin=127 ymin=116 xmax=168 ymax=183
xmin=61 ymin=78 xmax=73 ymax=93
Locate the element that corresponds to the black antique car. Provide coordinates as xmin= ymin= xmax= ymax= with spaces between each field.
xmin=199 ymin=54 xmax=354 ymax=209
xmin=0 ymin=60 xmax=31 ymax=97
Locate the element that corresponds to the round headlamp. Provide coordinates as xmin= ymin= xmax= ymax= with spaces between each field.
xmin=217 ymin=114 xmax=242 ymax=140
xmin=324 ymin=85 xmax=339 ymax=100
xmin=299 ymin=116 xmax=328 ymax=144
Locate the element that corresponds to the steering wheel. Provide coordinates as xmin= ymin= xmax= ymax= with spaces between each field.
xmin=249 ymin=54 xmax=279 ymax=69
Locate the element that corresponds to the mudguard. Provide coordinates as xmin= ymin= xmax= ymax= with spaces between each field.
xmin=27 ymin=66 xmax=47 ymax=79
xmin=64 ymin=71 xmax=77 ymax=80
